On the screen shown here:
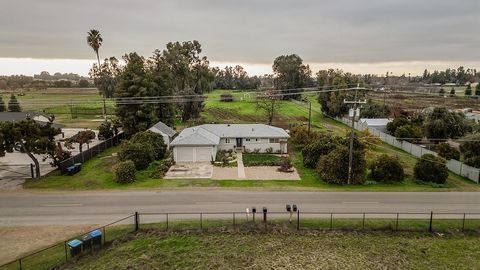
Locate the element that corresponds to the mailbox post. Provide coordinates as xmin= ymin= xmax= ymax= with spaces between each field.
xmin=252 ymin=207 xmax=256 ymax=223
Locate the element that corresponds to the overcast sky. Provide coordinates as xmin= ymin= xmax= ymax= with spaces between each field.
xmin=1 ymin=0 xmax=479 ymax=76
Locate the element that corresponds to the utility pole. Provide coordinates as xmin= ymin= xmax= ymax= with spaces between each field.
xmin=308 ymin=101 xmax=312 ymax=134
xmin=344 ymin=84 xmax=366 ymax=184
xmin=103 ymin=97 xmax=107 ymax=120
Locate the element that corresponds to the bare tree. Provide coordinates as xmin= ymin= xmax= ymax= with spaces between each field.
xmin=256 ymin=91 xmax=281 ymax=125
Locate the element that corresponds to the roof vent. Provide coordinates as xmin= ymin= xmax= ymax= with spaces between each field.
xmin=227 ymin=124 xmax=231 ymax=127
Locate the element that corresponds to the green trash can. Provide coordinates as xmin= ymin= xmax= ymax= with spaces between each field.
xmin=67 ymin=239 xmax=82 ymax=257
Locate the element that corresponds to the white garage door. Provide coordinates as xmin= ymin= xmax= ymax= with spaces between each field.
xmin=176 ymin=147 xmax=194 ymax=162
xmin=195 ymin=147 xmax=212 ymax=162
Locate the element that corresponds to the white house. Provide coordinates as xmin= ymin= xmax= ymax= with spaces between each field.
xmin=170 ymin=124 xmax=289 ymax=162
xmin=148 ymin=121 xmax=176 ymax=148
xmin=359 ymin=118 xmax=392 ymax=133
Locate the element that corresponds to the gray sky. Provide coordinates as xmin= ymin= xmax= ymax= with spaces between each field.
xmin=0 ymin=0 xmax=479 ymax=75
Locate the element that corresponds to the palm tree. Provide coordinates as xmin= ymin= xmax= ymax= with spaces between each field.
xmin=87 ymin=29 xmax=103 ymax=68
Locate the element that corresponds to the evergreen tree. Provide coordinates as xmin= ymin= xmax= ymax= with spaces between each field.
xmin=449 ymin=87 xmax=455 ymax=97
xmin=7 ymin=94 xmax=21 ymax=112
xmin=475 ymin=83 xmax=480 ymax=96
xmin=0 ymin=96 xmax=5 ymax=112
xmin=465 ymin=84 xmax=472 ymax=96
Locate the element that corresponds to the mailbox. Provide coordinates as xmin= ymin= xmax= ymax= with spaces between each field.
xmin=292 ymin=204 xmax=298 ymax=212
xmin=286 ymin=204 xmax=292 ymax=212
xmin=252 ymin=207 xmax=256 ymax=213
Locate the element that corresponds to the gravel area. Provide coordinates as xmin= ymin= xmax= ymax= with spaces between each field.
xmin=213 ymin=166 xmax=300 ymax=180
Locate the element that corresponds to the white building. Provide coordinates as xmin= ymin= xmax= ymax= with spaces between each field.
xmin=170 ymin=124 xmax=289 ymax=162
xmin=148 ymin=121 xmax=176 ymax=148
xmin=359 ymin=118 xmax=392 ymax=133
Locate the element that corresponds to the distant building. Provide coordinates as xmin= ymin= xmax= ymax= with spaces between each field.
xmin=148 ymin=121 xmax=176 ymax=148
xmin=0 ymin=112 xmax=64 ymax=128
xmin=359 ymin=118 xmax=392 ymax=133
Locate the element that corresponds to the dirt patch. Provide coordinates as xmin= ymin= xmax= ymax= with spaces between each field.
xmin=0 ymin=225 xmax=98 ymax=264
xmin=213 ymin=166 xmax=300 ymax=180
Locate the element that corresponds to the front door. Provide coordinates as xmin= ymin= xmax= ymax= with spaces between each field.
xmin=236 ymin=138 xmax=243 ymax=147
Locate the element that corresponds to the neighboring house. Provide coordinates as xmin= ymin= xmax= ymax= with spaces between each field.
xmin=148 ymin=121 xmax=176 ymax=147
xmin=0 ymin=111 xmax=64 ymax=129
xmin=170 ymin=124 xmax=289 ymax=162
xmin=359 ymin=118 xmax=392 ymax=133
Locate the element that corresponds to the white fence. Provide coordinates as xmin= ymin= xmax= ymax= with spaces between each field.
xmin=338 ymin=117 xmax=480 ymax=183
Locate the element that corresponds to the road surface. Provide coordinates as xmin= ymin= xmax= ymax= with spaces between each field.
xmin=1 ymin=190 xmax=480 ymax=226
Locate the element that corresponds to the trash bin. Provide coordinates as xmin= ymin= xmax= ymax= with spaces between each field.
xmin=66 ymin=165 xmax=76 ymax=175
xmin=89 ymin=229 xmax=102 ymax=246
xmin=67 ymin=239 xmax=82 ymax=257
xmin=81 ymin=233 xmax=93 ymax=250
xmin=74 ymin=163 xmax=82 ymax=173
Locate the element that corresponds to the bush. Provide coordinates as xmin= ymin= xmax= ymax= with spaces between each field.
xmin=131 ymin=131 xmax=167 ymax=160
xmin=316 ymin=146 xmax=366 ymax=185
xmin=220 ymin=93 xmax=234 ymax=102
xmin=464 ymin=156 xmax=480 ymax=168
xmin=113 ymin=160 xmax=136 ymax=183
xmin=394 ymin=124 xmax=423 ymax=142
xmin=459 ymin=134 xmax=480 ymax=159
xmin=150 ymin=156 xmax=174 ymax=179
xmin=98 ymin=121 xmax=114 ymax=139
xmin=386 ymin=117 xmax=409 ymax=135
xmin=302 ymin=137 xmax=337 ymax=168
xmin=436 ymin=143 xmax=460 ymax=160
xmin=118 ymin=141 xmax=154 ymax=170
xmin=369 ymin=154 xmax=404 ymax=183
xmin=413 ymin=154 xmax=448 ymax=184
xmin=278 ymin=157 xmax=293 ymax=172
xmin=289 ymin=126 xmax=322 ymax=150
xmin=265 ymin=147 xmax=273 ymax=154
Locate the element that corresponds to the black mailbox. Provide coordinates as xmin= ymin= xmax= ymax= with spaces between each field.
xmin=286 ymin=204 xmax=292 ymax=212
xmin=263 ymin=207 xmax=267 ymax=213
xmin=252 ymin=207 xmax=256 ymax=213
xmin=292 ymin=204 xmax=298 ymax=212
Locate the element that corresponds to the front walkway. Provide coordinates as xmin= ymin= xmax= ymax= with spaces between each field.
xmin=236 ymin=150 xmax=246 ymax=179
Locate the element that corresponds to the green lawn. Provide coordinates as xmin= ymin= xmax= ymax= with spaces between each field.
xmin=242 ymin=154 xmax=282 ymax=166
xmin=62 ymin=230 xmax=480 ymax=270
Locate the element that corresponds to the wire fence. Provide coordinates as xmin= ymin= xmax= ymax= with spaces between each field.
xmin=1 ymin=210 xmax=480 ymax=270
xmin=58 ymin=132 xmax=125 ymax=174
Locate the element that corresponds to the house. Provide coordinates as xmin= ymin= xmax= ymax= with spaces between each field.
xmin=359 ymin=118 xmax=391 ymax=133
xmin=170 ymin=124 xmax=289 ymax=162
xmin=148 ymin=121 xmax=176 ymax=147
xmin=0 ymin=111 xmax=64 ymax=129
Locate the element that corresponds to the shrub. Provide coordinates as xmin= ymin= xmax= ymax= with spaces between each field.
xmin=386 ymin=117 xmax=409 ymax=135
xmin=220 ymin=93 xmax=234 ymax=102
xmin=369 ymin=154 xmax=404 ymax=183
xmin=413 ymin=154 xmax=448 ymax=184
xmin=118 ymin=141 xmax=154 ymax=170
xmin=436 ymin=143 xmax=460 ymax=160
xmin=316 ymin=146 xmax=366 ymax=185
xmin=464 ymin=156 xmax=480 ymax=168
xmin=253 ymin=148 xmax=261 ymax=154
xmin=278 ymin=157 xmax=293 ymax=172
xmin=265 ymin=147 xmax=273 ymax=154
xmin=302 ymin=138 xmax=337 ymax=168
xmin=131 ymin=131 xmax=167 ymax=160
xmin=98 ymin=121 xmax=114 ymax=140
xmin=459 ymin=134 xmax=480 ymax=159
xmin=289 ymin=126 xmax=322 ymax=149
xmin=150 ymin=156 xmax=174 ymax=179
xmin=113 ymin=160 xmax=136 ymax=184
xmin=394 ymin=124 xmax=423 ymax=142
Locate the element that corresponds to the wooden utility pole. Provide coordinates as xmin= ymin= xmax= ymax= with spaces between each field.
xmin=344 ymin=84 xmax=366 ymax=184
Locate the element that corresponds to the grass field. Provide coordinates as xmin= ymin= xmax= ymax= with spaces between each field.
xmin=62 ymin=230 xmax=480 ymax=270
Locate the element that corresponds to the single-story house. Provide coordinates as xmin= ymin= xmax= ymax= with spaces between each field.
xmin=0 ymin=111 xmax=64 ymax=129
xmin=170 ymin=124 xmax=289 ymax=162
xmin=148 ymin=120 xmax=176 ymax=147
xmin=359 ymin=118 xmax=392 ymax=133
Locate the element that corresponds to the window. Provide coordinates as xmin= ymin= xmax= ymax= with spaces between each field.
xmin=255 ymin=139 xmax=258 ymax=142
xmin=269 ymin=138 xmax=280 ymax=143
xmin=225 ymin=138 xmax=230 ymax=143
xmin=246 ymin=138 xmax=251 ymax=142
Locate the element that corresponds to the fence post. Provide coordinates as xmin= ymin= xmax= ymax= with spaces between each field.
xmin=200 ymin=213 xmax=203 ymax=230
xmin=330 ymin=213 xmax=333 ymax=230
xmin=396 ymin=213 xmax=399 ymax=231
xmin=462 ymin=213 xmax=466 ymax=231
xmin=64 ymin=241 xmax=68 ymax=261
xmin=102 ymin=226 xmax=106 ymax=245
xmin=297 ymin=210 xmax=300 ymax=230
xmin=135 ymin=212 xmax=139 ymax=231
xmin=166 ymin=213 xmax=169 ymax=231
xmin=429 ymin=211 xmax=433 ymax=232
xmin=19 ymin=258 xmax=22 ymax=270
xmin=362 ymin=213 xmax=365 ymax=230
xmin=30 ymin=164 xmax=34 ymax=178
xmin=233 ymin=213 xmax=236 ymax=229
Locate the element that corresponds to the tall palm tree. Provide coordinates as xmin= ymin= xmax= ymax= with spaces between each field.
xmin=87 ymin=29 xmax=103 ymax=68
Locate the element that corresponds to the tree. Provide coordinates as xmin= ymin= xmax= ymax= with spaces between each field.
xmin=256 ymin=91 xmax=281 ymax=125
xmin=7 ymin=94 xmax=21 ymax=112
xmin=78 ymin=79 xmax=89 ymax=88
xmin=465 ymin=84 xmax=472 ymax=96
xmin=436 ymin=142 xmax=460 ymax=160
xmin=316 ymin=146 xmax=366 ymax=185
xmin=369 ymin=154 xmax=404 ymax=183
xmin=302 ymin=136 xmax=338 ymax=168
xmin=89 ymin=57 xmax=119 ymax=98
xmin=424 ymin=107 xmax=471 ymax=141
xmin=118 ymin=140 xmax=154 ymax=170
xmin=360 ymin=102 xmax=390 ymax=118
xmin=414 ymin=154 xmax=448 ymax=184
xmin=272 ymin=54 xmax=311 ymax=100
xmin=131 ymin=131 xmax=166 ymax=160
xmin=438 ymin=88 xmax=445 ymax=96
xmin=87 ymin=29 xmax=103 ymax=68
xmin=394 ymin=124 xmax=423 ymax=142
xmin=476 ymin=83 xmax=480 ymax=96
xmin=0 ymin=119 xmax=61 ymax=178
xmin=459 ymin=134 xmax=480 ymax=159
xmin=0 ymin=96 xmax=5 ymax=112
xmin=98 ymin=120 xmax=114 ymax=139
xmin=386 ymin=117 xmax=410 ymax=135
xmin=64 ymin=130 xmax=96 ymax=152
xmin=449 ymin=87 xmax=455 ymax=97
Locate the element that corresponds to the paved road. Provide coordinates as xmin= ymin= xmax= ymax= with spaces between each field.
xmin=1 ymin=190 xmax=480 ymax=225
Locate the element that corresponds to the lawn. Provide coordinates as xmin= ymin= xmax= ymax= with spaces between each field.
xmin=63 ymin=230 xmax=480 ymax=270
xmin=242 ymin=154 xmax=282 ymax=166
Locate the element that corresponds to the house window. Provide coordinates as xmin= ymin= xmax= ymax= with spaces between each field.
xmin=246 ymin=138 xmax=251 ymax=142
xmin=225 ymin=138 xmax=230 ymax=143
xmin=269 ymin=138 xmax=280 ymax=143
xmin=255 ymin=139 xmax=258 ymax=142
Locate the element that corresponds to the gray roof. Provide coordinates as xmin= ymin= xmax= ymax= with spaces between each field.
xmin=149 ymin=121 xmax=176 ymax=137
xmin=170 ymin=124 xmax=289 ymax=146
xmin=0 ymin=112 xmax=39 ymax=122
xmin=359 ymin=118 xmax=391 ymax=126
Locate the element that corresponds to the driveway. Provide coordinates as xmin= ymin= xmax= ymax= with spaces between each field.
xmin=164 ymin=162 xmax=213 ymax=179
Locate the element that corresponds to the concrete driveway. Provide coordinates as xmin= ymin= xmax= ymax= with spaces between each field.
xmin=164 ymin=162 xmax=213 ymax=179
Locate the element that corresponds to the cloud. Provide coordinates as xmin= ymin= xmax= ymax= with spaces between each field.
xmin=0 ymin=0 xmax=479 ymax=64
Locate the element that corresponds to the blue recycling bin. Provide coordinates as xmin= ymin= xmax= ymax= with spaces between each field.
xmin=67 ymin=239 xmax=83 ymax=257
xmin=89 ymin=229 xmax=102 ymax=246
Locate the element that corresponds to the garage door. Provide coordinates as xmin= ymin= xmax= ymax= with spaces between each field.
xmin=195 ymin=148 xmax=212 ymax=162
xmin=176 ymin=147 xmax=194 ymax=162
